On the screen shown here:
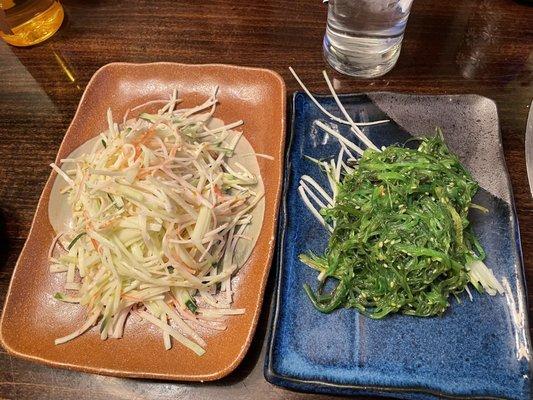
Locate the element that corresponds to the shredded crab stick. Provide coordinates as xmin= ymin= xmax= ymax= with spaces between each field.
xmin=49 ymin=88 xmax=264 ymax=355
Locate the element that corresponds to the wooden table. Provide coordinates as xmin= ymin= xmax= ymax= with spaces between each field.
xmin=0 ymin=0 xmax=531 ymax=398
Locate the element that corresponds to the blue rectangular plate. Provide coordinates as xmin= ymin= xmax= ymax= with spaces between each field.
xmin=265 ymin=92 xmax=533 ymax=400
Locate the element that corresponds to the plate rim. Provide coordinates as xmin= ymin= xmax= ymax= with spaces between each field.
xmin=264 ymin=91 xmax=532 ymax=399
xmin=0 ymin=61 xmax=287 ymax=381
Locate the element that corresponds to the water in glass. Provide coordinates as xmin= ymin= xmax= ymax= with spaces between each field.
xmin=324 ymin=0 xmax=414 ymax=78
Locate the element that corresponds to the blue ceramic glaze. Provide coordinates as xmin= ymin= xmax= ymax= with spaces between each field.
xmin=265 ymin=92 xmax=532 ymax=400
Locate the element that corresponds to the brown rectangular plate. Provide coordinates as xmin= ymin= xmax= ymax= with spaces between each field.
xmin=0 ymin=62 xmax=286 ymax=381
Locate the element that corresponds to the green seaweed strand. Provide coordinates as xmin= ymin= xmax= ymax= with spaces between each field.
xmin=300 ymin=137 xmax=483 ymax=318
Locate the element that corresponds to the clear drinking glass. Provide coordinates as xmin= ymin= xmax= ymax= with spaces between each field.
xmin=323 ymin=0 xmax=414 ymax=78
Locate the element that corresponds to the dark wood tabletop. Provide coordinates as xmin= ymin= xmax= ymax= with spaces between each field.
xmin=0 ymin=0 xmax=532 ymax=399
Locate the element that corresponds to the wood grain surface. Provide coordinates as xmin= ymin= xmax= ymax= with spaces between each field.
xmin=0 ymin=0 xmax=531 ymax=399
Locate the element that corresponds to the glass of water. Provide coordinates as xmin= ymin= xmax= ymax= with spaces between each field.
xmin=323 ymin=0 xmax=414 ymax=78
